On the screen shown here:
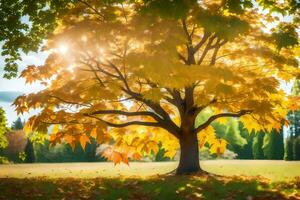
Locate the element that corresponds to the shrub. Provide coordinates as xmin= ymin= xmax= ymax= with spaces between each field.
xmin=293 ymin=136 xmax=300 ymax=160
xmin=284 ymin=137 xmax=294 ymax=161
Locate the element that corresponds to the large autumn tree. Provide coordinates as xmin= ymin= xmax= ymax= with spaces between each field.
xmin=10 ymin=0 xmax=300 ymax=174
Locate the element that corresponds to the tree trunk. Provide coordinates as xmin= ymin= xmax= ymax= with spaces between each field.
xmin=176 ymin=133 xmax=201 ymax=175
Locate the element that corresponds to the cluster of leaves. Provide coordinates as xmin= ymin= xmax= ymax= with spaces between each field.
xmin=11 ymin=0 xmax=300 ymax=165
xmin=0 ymin=0 xmax=71 ymax=78
xmin=0 ymin=107 xmax=8 ymax=149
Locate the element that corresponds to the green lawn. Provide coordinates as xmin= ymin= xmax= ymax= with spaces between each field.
xmin=0 ymin=160 xmax=299 ymax=200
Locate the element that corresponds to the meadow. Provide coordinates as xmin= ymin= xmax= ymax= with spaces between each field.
xmin=0 ymin=160 xmax=299 ymax=200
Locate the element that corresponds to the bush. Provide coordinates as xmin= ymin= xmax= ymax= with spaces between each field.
xmin=34 ymin=139 xmax=104 ymax=163
xmin=24 ymin=139 xmax=35 ymax=163
xmin=199 ymin=147 xmax=237 ymax=160
xmin=263 ymin=130 xmax=284 ymax=160
xmin=284 ymin=137 xmax=294 ymax=161
xmin=252 ymin=132 xmax=265 ymax=159
xmin=0 ymin=156 xmax=10 ymax=164
xmin=293 ymin=136 xmax=300 ymax=160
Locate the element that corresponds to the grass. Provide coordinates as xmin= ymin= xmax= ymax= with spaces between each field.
xmin=0 ymin=160 xmax=299 ymax=181
xmin=0 ymin=160 xmax=299 ymax=199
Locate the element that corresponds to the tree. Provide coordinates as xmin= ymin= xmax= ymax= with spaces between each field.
xmin=0 ymin=107 xmax=8 ymax=149
xmin=252 ymin=131 xmax=265 ymax=159
xmin=11 ymin=117 xmax=24 ymax=130
xmin=288 ymin=80 xmax=300 ymax=139
xmin=293 ymin=136 xmax=300 ymax=160
xmin=284 ymin=137 xmax=294 ymax=161
xmin=263 ymin=129 xmax=284 ymax=160
xmin=286 ymin=80 xmax=300 ymax=160
xmin=24 ymin=138 xmax=35 ymax=163
xmin=235 ymin=122 xmax=254 ymax=159
xmin=2 ymin=130 xmax=27 ymax=162
xmin=13 ymin=1 xmax=299 ymax=174
xmin=34 ymin=139 xmax=103 ymax=163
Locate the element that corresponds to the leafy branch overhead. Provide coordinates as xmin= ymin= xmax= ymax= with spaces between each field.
xmin=8 ymin=0 xmax=300 ymax=166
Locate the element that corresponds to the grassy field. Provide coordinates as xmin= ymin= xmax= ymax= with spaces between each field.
xmin=0 ymin=160 xmax=299 ymax=199
xmin=0 ymin=160 xmax=299 ymax=181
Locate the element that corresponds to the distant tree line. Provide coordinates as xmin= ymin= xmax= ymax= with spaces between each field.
xmin=0 ymin=117 xmax=105 ymax=163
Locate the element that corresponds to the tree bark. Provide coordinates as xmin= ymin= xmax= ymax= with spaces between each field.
xmin=176 ymin=133 xmax=201 ymax=175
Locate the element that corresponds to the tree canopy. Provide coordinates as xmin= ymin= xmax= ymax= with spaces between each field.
xmin=9 ymin=0 xmax=300 ymax=173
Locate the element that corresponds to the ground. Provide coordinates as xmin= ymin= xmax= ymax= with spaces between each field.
xmin=0 ymin=160 xmax=299 ymax=200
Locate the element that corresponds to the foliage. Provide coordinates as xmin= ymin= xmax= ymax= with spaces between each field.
xmin=293 ymin=136 xmax=300 ymax=160
xmin=0 ymin=0 xmax=70 ymax=78
xmin=0 ymin=107 xmax=8 ymax=149
xmin=0 ymin=156 xmax=10 ymax=164
xmin=11 ymin=0 xmax=299 ymax=166
xmin=1 ymin=130 xmax=27 ymax=163
xmin=263 ymin=129 xmax=284 ymax=160
xmin=24 ymin=139 xmax=35 ymax=163
xmin=34 ymin=139 xmax=103 ymax=163
xmin=0 ymin=173 xmax=299 ymax=200
xmin=11 ymin=117 xmax=24 ymax=130
xmin=18 ymin=151 xmax=26 ymax=162
xmin=234 ymin=122 xmax=254 ymax=159
xmin=288 ymin=80 xmax=300 ymax=139
xmin=200 ymin=147 xmax=237 ymax=160
xmin=252 ymin=131 xmax=265 ymax=159
xmin=284 ymin=137 xmax=294 ymax=161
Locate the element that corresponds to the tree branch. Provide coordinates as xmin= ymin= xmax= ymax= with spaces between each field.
xmin=194 ymin=110 xmax=252 ymax=134
xmin=88 ymin=109 xmax=163 ymax=122
xmin=84 ymin=113 xmax=161 ymax=128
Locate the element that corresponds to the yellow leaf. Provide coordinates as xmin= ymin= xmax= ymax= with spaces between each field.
xmin=52 ymin=125 xmax=59 ymax=135
xmin=146 ymin=141 xmax=159 ymax=154
xmin=164 ymin=150 xmax=177 ymax=158
xmin=23 ymin=123 xmax=32 ymax=135
xmin=210 ymin=139 xmax=227 ymax=155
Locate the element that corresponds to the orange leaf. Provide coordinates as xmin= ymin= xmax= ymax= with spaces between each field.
xmin=90 ymin=128 xmax=98 ymax=139
xmin=80 ymin=134 xmax=90 ymax=150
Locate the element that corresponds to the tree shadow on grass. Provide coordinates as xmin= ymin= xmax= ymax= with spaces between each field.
xmin=0 ymin=175 xmax=299 ymax=200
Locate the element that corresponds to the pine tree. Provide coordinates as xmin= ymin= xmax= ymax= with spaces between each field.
xmin=263 ymin=129 xmax=284 ymax=160
xmin=293 ymin=136 xmax=300 ymax=161
xmin=11 ymin=117 xmax=24 ymax=130
xmin=24 ymin=139 xmax=35 ymax=163
xmin=252 ymin=131 xmax=265 ymax=159
xmin=284 ymin=137 xmax=294 ymax=160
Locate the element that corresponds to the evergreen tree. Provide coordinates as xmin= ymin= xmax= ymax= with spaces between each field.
xmin=11 ymin=117 xmax=24 ymax=130
xmin=24 ymin=138 xmax=35 ymax=163
xmin=263 ymin=129 xmax=284 ymax=160
xmin=285 ymin=80 xmax=300 ymax=160
xmin=293 ymin=136 xmax=300 ymax=160
xmin=288 ymin=80 xmax=300 ymax=139
xmin=235 ymin=122 xmax=254 ymax=159
xmin=285 ymin=137 xmax=294 ymax=160
xmin=252 ymin=131 xmax=265 ymax=159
